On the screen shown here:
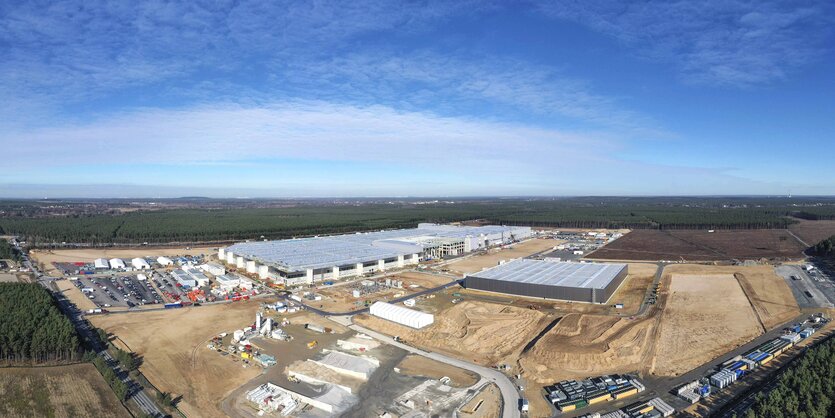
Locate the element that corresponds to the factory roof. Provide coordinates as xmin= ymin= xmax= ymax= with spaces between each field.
xmin=469 ymin=259 xmax=627 ymax=289
xmin=225 ymin=224 xmax=529 ymax=272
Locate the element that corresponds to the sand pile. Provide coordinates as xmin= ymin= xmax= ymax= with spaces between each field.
xmin=520 ymin=313 xmax=655 ymax=383
xmin=357 ymin=300 xmax=547 ymax=363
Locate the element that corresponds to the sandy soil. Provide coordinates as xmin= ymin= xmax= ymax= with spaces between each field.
xmin=520 ymin=313 xmax=657 ymax=383
xmin=663 ymin=264 xmax=799 ymax=330
xmin=459 ymin=383 xmax=501 ymax=418
xmin=0 ymin=363 xmax=130 ymax=418
xmin=650 ymin=273 xmax=763 ymax=376
xmin=30 ymin=246 xmax=216 ymax=275
xmin=447 ymin=238 xmax=562 ymax=274
xmin=607 ymin=263 xmax=658 ymax=312
xmin=55 ymin=279 xmax=98 ymax=311
xmin=90 ymin=301 xmax=264 ymax=418
xmin=396 ymin=354 xmax=479 ymax=388
xmin=286 ymin=360 xmax=365 ymax=392
xmin=355 ymin=300 xmax=549 ymax=365
xmin=0 ymin=273 xmax=19 ymax=282
xmin=315 ymin=271 xmax=454 ymax=312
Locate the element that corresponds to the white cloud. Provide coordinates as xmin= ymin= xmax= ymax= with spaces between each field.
xmin=4 ymin=101 xmax=615 ymax=173
xmin=539 ymin=0 xmax=834 ymax=87
xmin=281 ymin=51 xmax=666 ymax=137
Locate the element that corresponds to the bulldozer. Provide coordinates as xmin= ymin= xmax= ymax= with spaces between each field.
xmin=307 ymin=340 xmax=318 ymax=349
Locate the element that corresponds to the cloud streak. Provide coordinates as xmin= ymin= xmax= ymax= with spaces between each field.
xmin=539 ymin=0 xmax=834 ymax=87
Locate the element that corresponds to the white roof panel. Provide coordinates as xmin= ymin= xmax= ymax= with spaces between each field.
xmin=469 ymin=259 xmax=626 ymax=290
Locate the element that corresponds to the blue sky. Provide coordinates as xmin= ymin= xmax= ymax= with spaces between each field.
xmin=1 ymin=0 xmax=833 ymax=197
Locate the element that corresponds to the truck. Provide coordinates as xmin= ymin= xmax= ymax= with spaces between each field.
xmin=164 ymin=302 xmax=183 ymax=309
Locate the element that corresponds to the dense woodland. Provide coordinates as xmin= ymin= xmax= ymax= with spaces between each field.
xmin=742 ymin=335 xmax=835 ymax=418
xmin=811 ymin=236 xmax=835 ymax=257
xmin=0 ymin=283 xmax=80 ymax=363
xmin=0 ymin=238 xmax=20 ymax=261
xmin=1 ymin=198 xmax=834 ymax=244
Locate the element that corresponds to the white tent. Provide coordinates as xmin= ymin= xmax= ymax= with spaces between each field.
xmin=131 ymin=257 xmax=150 ymax=270
xmin=109 ymin=258 xmax=126 ymax=269
xmin=94 ymin=258 xmax=110 ymax=269
xmin=157 ymin=256 xmax=174 ymax=266
xmin=369 ymin=302 xmax=434 ymax=329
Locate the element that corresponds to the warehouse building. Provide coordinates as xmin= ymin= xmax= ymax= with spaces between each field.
xmin=222 ymin=223 xmax=531 ymax=285
xmin=464 ymin=259 xmax=628 ymax=303
xmin=94 ymin=258 xmax=110 ymax=269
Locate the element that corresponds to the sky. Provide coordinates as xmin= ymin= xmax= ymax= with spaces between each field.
xmin=1 ymin=0 xmax=834 ymax=198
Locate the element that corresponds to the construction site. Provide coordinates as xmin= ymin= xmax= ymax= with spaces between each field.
xmin=69 ymin=224 xmax=835 ymax=418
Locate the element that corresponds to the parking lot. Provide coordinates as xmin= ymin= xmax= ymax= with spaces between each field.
xmin=71 ymin=272 xmax=176 ymax=308
xmin=775 ymin=264 xmax=835 ymax=309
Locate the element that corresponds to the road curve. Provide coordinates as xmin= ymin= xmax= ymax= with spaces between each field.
xmin=342 ymin=319 xmax=521 ymax=418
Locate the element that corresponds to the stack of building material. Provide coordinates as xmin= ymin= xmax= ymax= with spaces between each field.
xmin=710 ymin=369 xmax=737 ymax=389
xmin=800 ymin=328 xmax=815 ymax=338
xmin=780 ymin=333 xmax=801 ymax=344
xmin=648 ymin=398 xmax=675 ymax=417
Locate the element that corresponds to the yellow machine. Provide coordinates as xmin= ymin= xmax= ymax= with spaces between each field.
xmin=307 ymin=340 xmax=318 ymax=349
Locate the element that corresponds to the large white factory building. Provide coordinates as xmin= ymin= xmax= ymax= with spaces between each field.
xmin=220 ymin=223 xmax=531 ymax=285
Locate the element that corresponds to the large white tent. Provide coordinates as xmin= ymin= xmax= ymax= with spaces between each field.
xmin=109 ymin=258 xmax=126 ymax=269
xmin=93 ymin=258 xmax=110 ymax=269
xmin=131 ymin=257 xmax=150 ymax=270
xmin=369 ymin=302 xmax=434 ymax=329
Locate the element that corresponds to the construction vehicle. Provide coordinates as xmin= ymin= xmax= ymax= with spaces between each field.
xmin=307 ymin=340 xmax=318 ymax=349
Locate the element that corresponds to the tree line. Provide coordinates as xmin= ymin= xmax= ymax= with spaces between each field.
xmin=0 ymin=239 xmax=21 ymax=261
xmin=1 ymin=199 xmax=833 ymax=244
xmin=740 ymin=335 xmax=835 ymax=418
xmin=0 ymin=283 xmax=80 ymax=363
xmin=811 ymin=236 xmax=835 ymax=257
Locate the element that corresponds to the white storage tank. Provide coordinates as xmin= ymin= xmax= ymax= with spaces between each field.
xmin=369 ymin=302 xmax=433 ymax=329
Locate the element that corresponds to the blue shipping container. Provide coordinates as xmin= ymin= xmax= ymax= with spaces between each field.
xmin=164 ymin=302 xmax=183 ymax=309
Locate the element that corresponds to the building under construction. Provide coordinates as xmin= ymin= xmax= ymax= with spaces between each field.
xmin=464 ymin=259 xmax=628 ymax=303
xmin=221 ymin=223 xmax=531 ymax=285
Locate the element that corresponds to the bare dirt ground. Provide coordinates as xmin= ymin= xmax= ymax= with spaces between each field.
xmin=90 ymin=301 xmax=264 ymax=418
xmin=0 ymin=363 xmax=130 ymax=418
xmin=788 ymin=219 xmax=835 ymax=246
xmin=664 ymin=264 xmax=799 ymax=330
xmin=519 ymin=312 xmax=658 ymax=384
xmin=446 ymin=238 xmax=562 ymax=274
xmin=30 ymin=246 xmax=216 ymax=275
xmin=0 ymin=273 xmax=19 ymax=282
xmin=396 ymin=354 xmax=479 ymax=388
xmin=355 ymin=300 xmax=549 ymax=365
xmin=315 ymin=271 xmax=453 ymax=313
xmin=588 ymin=229 xmax=805 ymax=261
xmin=650 ymin=273 xmax=763 ymax=376
xmin=459 ymin=383 xmax=501 ymax=418
xmin=606 ymin=263 xmax=658 ymax=312
xmin=55 ymin=279 xmax=98 ymax=311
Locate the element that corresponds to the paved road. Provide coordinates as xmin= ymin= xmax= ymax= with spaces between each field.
xmin=337 ymin=319 xmax=521 ymax=418
xmin=15 ymin=240 xmax=164 ymax=418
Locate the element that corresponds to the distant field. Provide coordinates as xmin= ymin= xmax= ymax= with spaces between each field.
xmin=0 ymin=364 xmax=129 ymax=418
xmin=587 ymin=229 xmax=805 ymax=261
xmin=788 ymin=219 xmax=835 ymax=246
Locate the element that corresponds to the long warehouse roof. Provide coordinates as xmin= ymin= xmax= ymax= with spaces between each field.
xmin=225 ymin=224 xmax=529 ymax=271
xmin=469 ymin=259 xmax=627 ymax=289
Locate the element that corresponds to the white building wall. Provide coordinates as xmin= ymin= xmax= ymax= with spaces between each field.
xmin=246 ymin=260 xmax=257 ymax=273
xmin=226 ymin=251 xmax=235 ymax=264
xmin=236 ymin=256 xmax=245 ymax=268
